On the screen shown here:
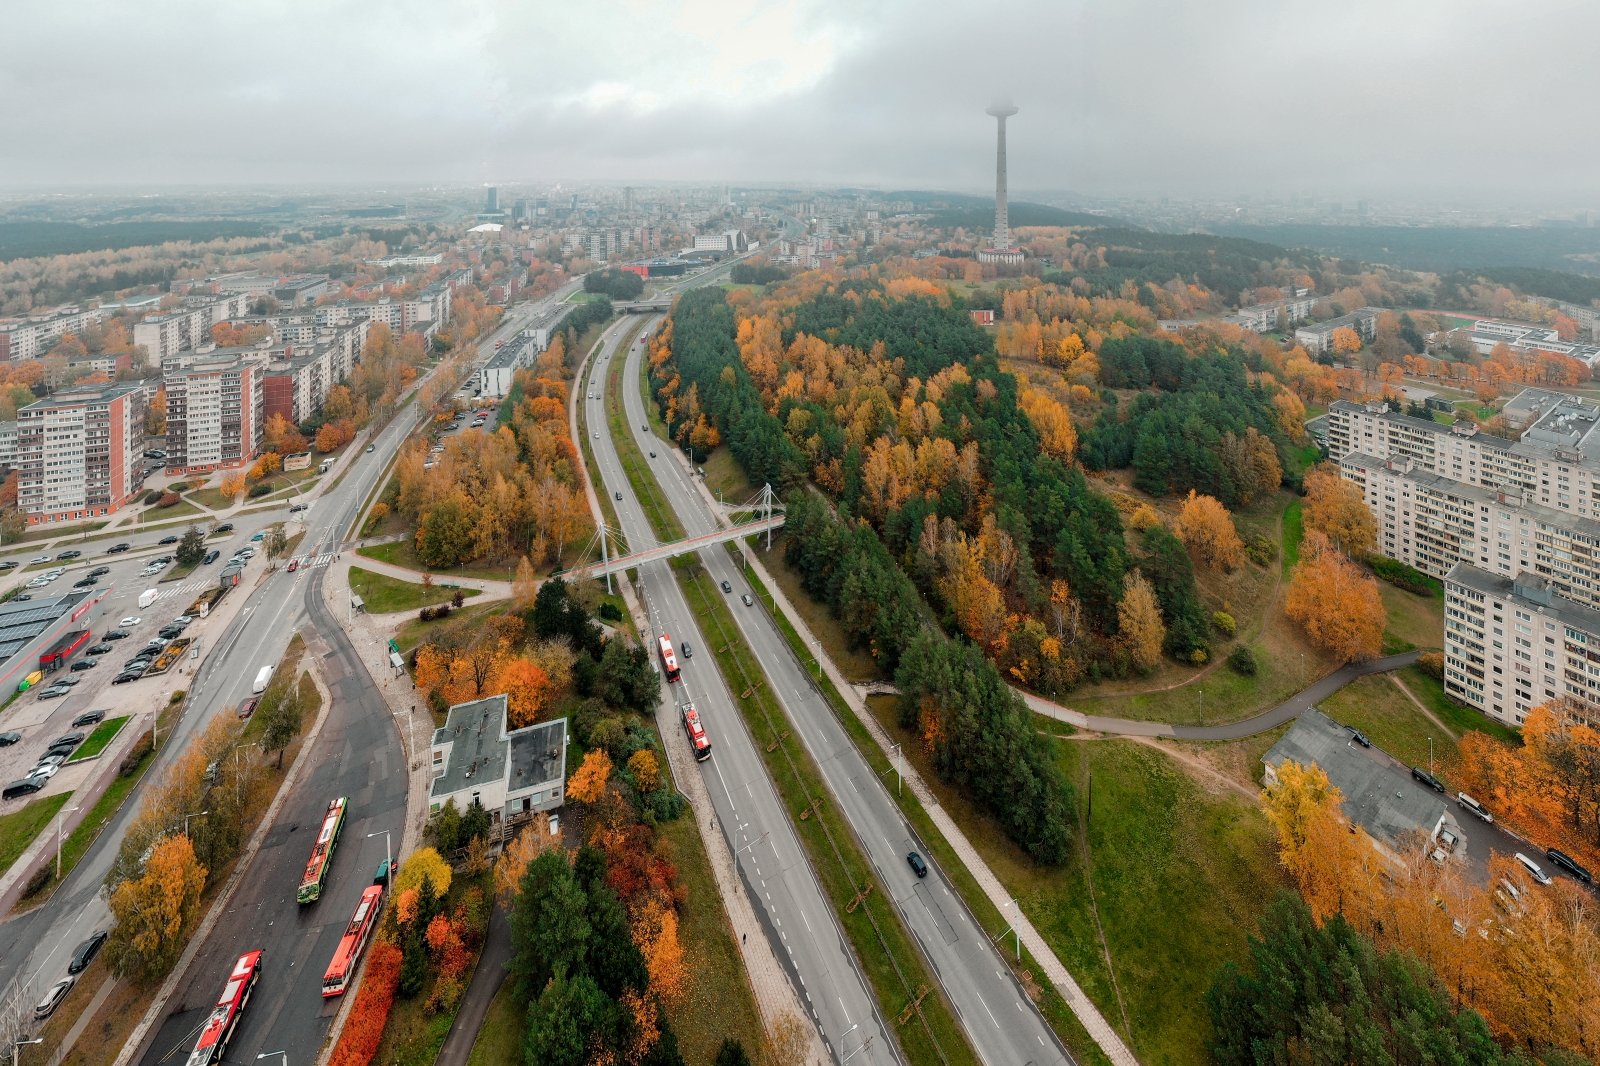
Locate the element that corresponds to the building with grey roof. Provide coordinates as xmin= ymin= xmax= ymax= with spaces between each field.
xmin=0 ymin=589 xmax=105 ymax=696
xmin=1263 ymin=708 xmax=1448 ymax=853
xmin=1294 ymin=307 xmax=1382 ymax=354
xmin=429 ymin=694 xmax=568 ymax=826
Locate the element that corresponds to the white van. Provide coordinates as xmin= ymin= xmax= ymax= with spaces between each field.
xmin=1515 ymin=853 xmax=1553 ymax=886
xmin=252 ymin=665 xmax=274 ymax=694
xmin=137 ymin=589 xmax=158 ymax=609
xmin=1456 ymin=792 xmax=1493 ymax=823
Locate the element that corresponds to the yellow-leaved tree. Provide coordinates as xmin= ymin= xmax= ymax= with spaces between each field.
xmin=1174 ymin=490 xmax=1245 ymax=571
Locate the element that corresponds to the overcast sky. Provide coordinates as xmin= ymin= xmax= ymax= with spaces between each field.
xmin=5 ymin=0 xmax=1597 ymax=204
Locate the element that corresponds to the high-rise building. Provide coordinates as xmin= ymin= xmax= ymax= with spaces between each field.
xmin=165 ymin=357 xmax=264 ymax=473
xmin=15 ymin=383 xmax=145 ymax=525
xmin=978 ymin=102 xmax=1024 ymax=265
xmin=485 ymin=185 xmax=499 ymax=213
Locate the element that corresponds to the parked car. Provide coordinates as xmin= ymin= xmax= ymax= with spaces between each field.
xmin=145 ymin=638 xmax=168 ymax=652
xmin=73 ymin=577 xmax=98 ymax=589
xmin=3 ymin=778 xmax=44 ymax=800
xmin=25 ymin=578 xmax=48 ymax=589
xmin=112 ymin=672 xmax=141 ymax=685
xmin=1515 ymin=853 xmax=1554 ymax=886
xmin=251 ymin=531 xmax=266 ymax=542
xmin=288 ymin=503 xmax=307 ymax=513
xmin=32 ymin=754 xmax=66 ymax=772
xmin=68 ymin=930 xmax=108 ymax=975
xmin=56 ymin=549 xmax=81 ymax=560
xmin=32 ymin=977 xmax=74 ymax=1020
xmin=36 ymin=686 xmax=68 ymax=700
xmin=71 ymin=710 xmax=105 ymax=728
xmin=173 ymin=615 xmax=192 ymax=626
xmin=0 ymin=560 xmax=16 ymax=572
xmin=158 ymin=535 xmax=178 ymax=545
xmin=906 ymin=851 xmax=929 ymax=878
xmin=69 ymin=659 xmax=98 ymax=672
xmin=123 ymin=657 xmax=151 ymax=671
xmin=51 ymin=677 xmax=81 ymax=688
xmin=120 ymin=617 xmax=141 ymax=627
xmin=213 ymin=523 xmax=234 ymax=534
xmin=12 ymin=595 xmax=28 ymax=602
xmin=102 ymin=630 xmax=129 ymax=641
xmin=50 ymin=733 xmax=85 ymax=747
xmin=0 ymin=732 xmax=19 ymax=747
xmin=27 ymin=763 xmax=59 ymax=780
xmin=202 ymin=550 xmax=219 ymax=565
xmin=88 ymin=566 xmax=110 ymax=577
xmin=86 ymin=644 xmax=112 ymax=655
xmin=28 ymin=554 xmax=51 ymax=564
xmin=1411 ymin=767 xmax=1446 ymax=794
xmin=105 ymin=542 xmax=130 ymax=554
xmin=1546 ymin=847 xmax=1594 ymax=885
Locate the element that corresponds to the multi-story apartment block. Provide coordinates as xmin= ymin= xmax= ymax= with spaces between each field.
xmin=0 ymin=306 xmax=110 ymax=362
xmin=1224 ymin=293 xmax=1316 ymax=333
xmin=1295 ymin=307 xmax=1382 ymax=354
xmin=164 ymin=357 xmax=263 ymax=473
xmin=0 ymin=421 xmax=16 ymax=472
xmin=1443 ymin=565 xmax=1600 ymax=726
xmin=14 ymin=383 xmax=144 ymax=525
xmin=132 ymin=293 xmax=251 ymax=369
xmin=368 ymin=253 xmax=444 ymax=268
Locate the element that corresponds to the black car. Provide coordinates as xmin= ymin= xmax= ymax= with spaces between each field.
xmin=103 ymin=630 xmax=130 ymax=641
xmin=11 ymin=595 xmax=28 ymax=602
xmin=56 ymin=549 xmax=81 ymax=560
xmin=88 ymin=566 xmax=110 ymax=577
xmin=43 ymin=742 xmax=77 ymax=759
xmin=3 ymin=778 xmax=44 ymax=800
xmin=50 ymin=733 xmax=85 ymax=748
xmin=202 ymin=549 xmax=219 ymax=564
xmin=720 ymin=580 xmax=732 ymax=594
xmin=72 ymin=709 xmax=105 ymax=728
xmin=72 ymin=577 xmax=98 ymax=589
xmin=158 ymin=535 xmax=178 ymax=545
xmin=69 ymin=659 xmax=98 ymax=672
xmin=123 ymin=657 xmax=150 ymax=671
xmin=907 ymin=851 xmax=929 ymax=878
xmin=86 ymin=644 xmax=112 ymax=656
xmin=1546 ymin=847 xmax=1594 ymax=885
xmin=51 ymin=677 xmax=81 ymax=688
xmin=106 ymin=542 xmax=130 ymax=554
xmin=0 ymin=560 xmax=16 ymax=572
xmin=0 ymin=731 xmax=19 ymax=746
xmin=1411 ymin=767 xmax=1446 ymax=794
xmin=213 ymin=523 xmax=234 ymax=534
xmin=158 ymin=628 xmax=183 ymax=640
xmin=1346 ymin=728 xmax=1372 ymax=748
xmin=111 ymin=672 xmax=141 ymax=685
xmin=289 ymin=503 xmax=307 ymax=513
xmin=67 ymin=930 xmax=108 ymax=975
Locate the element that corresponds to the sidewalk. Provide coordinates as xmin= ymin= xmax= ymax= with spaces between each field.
xmin=342 ymin=551 xmax=514 ymax=599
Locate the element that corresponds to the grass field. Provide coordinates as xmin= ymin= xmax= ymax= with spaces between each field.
xmin=348 ymin=566 xmax=481 ymax=614
xmin=1320 ymin=673 xmax=1462 ymax=776
xmin=1396 ymin=664 xmax=1521 ymax=745
xmin=0 ymin=792 xmax=72 ymax=878
xmin=354 ymin=540 xmax=516 ymax=583
xmin=702 ymin=446 xmax=756 ymax=505
xmin=1378 ymin=581 xmax=1444 ymax=652
xmin=391 ymin=601 xmax=504 ymax=654
xmin=656 ymin=813 xmax=772 ymax=1066
xmin=69 ymin=716 xmax=130 ymax=761
xmin=464 ymin=984 xmax=522 ymax=1066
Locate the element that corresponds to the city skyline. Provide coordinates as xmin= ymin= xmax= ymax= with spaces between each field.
xmin=4 ymin=0 xmax=1600 ymax=205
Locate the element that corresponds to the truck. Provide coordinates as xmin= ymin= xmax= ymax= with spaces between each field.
xmin=252 ymin=665 xmax=274 ymax=694
xmin=319 ymin=458 xmax=335 ymax=474
xmin=138 ymin=588 xmax=158 ymax=609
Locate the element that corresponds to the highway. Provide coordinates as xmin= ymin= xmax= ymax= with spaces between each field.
xmin=0 ymin=283 xmax=578 ymax=1062
xmin=606 ymin=321 xmax=1073 ymax=1066
xmin=585 ymin=314 xmax=899 ymax=1065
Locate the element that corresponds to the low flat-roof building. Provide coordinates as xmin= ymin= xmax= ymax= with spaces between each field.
xmin=429 ymin=695 xmax=568 ymax=827
xmin=1263 ymin=708 xmax=1448 ymax=853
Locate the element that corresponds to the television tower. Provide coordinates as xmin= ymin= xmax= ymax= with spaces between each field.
xmin=980 ymin=101 xmax=1023 ymax=264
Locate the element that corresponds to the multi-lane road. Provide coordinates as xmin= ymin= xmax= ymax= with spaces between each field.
xmin=0 ymin=282 xmax=580 ymax=1064
xmin=584 ymin=316 xmax=897 ymax=1064
xmin=597 ymin=317 xmax=1074 ymax=1066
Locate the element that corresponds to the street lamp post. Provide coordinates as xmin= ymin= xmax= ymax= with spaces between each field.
xmin=56 ymin=804 xmax=81 ymax=880
xmin=13 ymin=1038 xmax=43 ymax=1066
xmin=1000 ymin=897 xmax=1023 ymax=961
xmin=183 ymin=810 xmax=208 ymax=838
xmin=367 ymin=829 xmax=393 ymax=887
xmin=392 ymin=707 xmax=414 ymax=764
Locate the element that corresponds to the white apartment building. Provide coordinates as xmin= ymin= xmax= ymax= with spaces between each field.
xmin=0 ymin=306 xmax=109 ymax=362
xmin=1295 ymin=307 xmax=1382 ymax=354
xmin=1443 ymin=565 xmax=1600 ymax=726
xmin=132 ymin=293 xmax=251 ymax=369
xmin=14 ymin=383 xmax=144 ymax=525
xmin=164 ymin=357 xmax=263 ymax=473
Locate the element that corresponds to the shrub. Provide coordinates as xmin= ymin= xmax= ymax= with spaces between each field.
xmin=1228 ymin=646 xmax=1258 ymax=675
xmin=327 ymin=941 xmax=403 ymax=1066
xmin=1367 ymin=555 xmax=1439 ymax=597
xmin=1189 ymin=648 xmax=1209 ymax=666
xmin=450 ymin=590 xmax=464 ymax=608
xmin=418 ymin=604 xmax=452 ymax=623
xmin=1212 ymin=610 xmax=1237 ymax=637
xmin=119 ymin=732 xmax=154 ymax=775
xmin=1417 ymin=651 xmax=1445 ymax=680
xmin=169 ymin=689 xmax=186 ymax=704
xmin=21 ymin=866 xmax=53 ymax=899
xmin=1245 ymin=536 xmax=1274 ymax=567
xmin=142 ymin=489 xmax=163 ymax=505
xmin=157 ymin=492 xmax=180 ymax=508
xmin=248 ymin=482 xmax=272 ymax=498
xmin=598 ymin=602 xmax=623 ymax=622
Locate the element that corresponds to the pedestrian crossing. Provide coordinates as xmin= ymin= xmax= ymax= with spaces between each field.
xmin=154 ymin=577 xmax=215 ymax=601
xmin=293 ymin=553 xmax=339 ymax=570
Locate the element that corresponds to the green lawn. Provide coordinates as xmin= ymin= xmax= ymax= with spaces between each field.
xmin=605 ymin=337 xmax=684 ymax=542
xmin=1395 ymin=665 xmax=1521 ymax=746
xmin=187 ymin=487 xmax=236 ymax=511
xmin=656 ymin=814 xmax=771 ymax=1066
xmin=69 ymin=717 xmax=130 ymax=762
xmin=348 ymin=566 xmax=480 ymax=614
xmin=702 ymin=446 xmax=757 ymax=506
xmin=354 ymin=540 xmax=516 ymax=583
xmin=464 ymin=984 xmax=522 ymax=1066
xmin=1280 ymin=500 xmax=1304 ymax=578
xmin=1378 ymin=581 xmax=1444 ymax=653
xmin=0 ymin=792 xmax=72 ymax=878
xmin=145 ymin=500 xmax=203 ymax=521
xmin=391 ymin=601 xmax=503 ymax=655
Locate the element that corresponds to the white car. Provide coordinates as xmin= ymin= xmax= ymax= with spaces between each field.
xmin=25 ymin=577 xmax=48 ymax=589
xmin=29 ymin=554 xmax=51 ymax=564
xmin=28 ymin=764 xmax=59 ymax=781
xmin=120 ymin=617 xmax=141 ymax=627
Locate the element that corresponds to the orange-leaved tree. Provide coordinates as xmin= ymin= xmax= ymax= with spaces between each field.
xmin=567 ymin=749 xmax=613 ymax=804
xmin=218 ymin=472 xmax=246 ymax=499
xmin=327 ymin=941 xmax=402 ymax=1066
xmin=1331 ymin=326 xmax=1363 ymax=354
xmin=1284 ymin=531 xmax=1385 ymax=662
xmin=1302 ymin=462 xmax=1376 ymax=556
xmin=491 ymin=655 xmax=551 ymax=729
xmin=1174 ymin=490 xmax=1245 ymax=571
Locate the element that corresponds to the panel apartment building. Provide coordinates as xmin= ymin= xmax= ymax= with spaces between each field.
xmin=1330 ymin=393 xmax=1600 ymax=724
xmin=14 ymin=383 xmax=144 ymax=525
xmin=164 ymin=357 xmax=263 ymax=473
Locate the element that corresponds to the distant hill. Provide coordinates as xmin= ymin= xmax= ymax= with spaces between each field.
xmin=928 ymin=202 xmax=1125 ymax=230
xmin=1212 ymin=222 xmax=1600 ymax=276
xmin=0 ymin=220 xmax=270 ymax=261
xmin=1447 ymin=266 xmax=1600 ymax=307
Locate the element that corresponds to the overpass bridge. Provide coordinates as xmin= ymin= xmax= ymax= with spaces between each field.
xmin=616 ymin=298 xmax=673 ymax=313
xmin=573 ymin=514 xmax=785 ymax=580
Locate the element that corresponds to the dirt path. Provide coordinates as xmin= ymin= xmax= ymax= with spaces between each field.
xmin=1388 ymin=672 xmax=1460 ymax=741
xmin=1121 ymin=735 xmax=1260 ymax=801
